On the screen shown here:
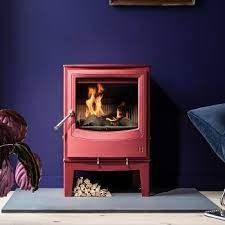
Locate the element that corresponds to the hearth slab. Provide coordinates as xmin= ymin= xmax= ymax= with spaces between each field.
xmin=2 ymin=188 xmax=219 ymax=213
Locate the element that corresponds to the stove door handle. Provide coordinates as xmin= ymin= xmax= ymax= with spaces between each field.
xmin=54 ymin=110 xmax=75 ymax=131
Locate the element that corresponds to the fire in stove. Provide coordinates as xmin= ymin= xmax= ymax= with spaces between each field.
xmin=76 ymin=82 xmax=138 ymax=131
xmin=85 ymin=83 xmax=105 ymax=118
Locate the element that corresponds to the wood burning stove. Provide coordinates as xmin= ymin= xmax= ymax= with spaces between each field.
xmin=55 ymin=64 xmax=150 ymax=196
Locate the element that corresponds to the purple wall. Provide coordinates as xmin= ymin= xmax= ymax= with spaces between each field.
xmin=1 ymin=0 xmax=225 ymax=189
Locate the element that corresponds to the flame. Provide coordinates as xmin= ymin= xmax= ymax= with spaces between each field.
xmin=85 ymin=83 xmax=104 ymax=117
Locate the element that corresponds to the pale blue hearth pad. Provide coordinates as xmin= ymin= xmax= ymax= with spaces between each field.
xmin=2 ymin=188 xmax=219 ymax=213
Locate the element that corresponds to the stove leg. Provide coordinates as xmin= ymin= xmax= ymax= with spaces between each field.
xmin=64 ymin=162 xmax=74 ymax=197
xmin=139 ymin=163 xmax=150 ymax=197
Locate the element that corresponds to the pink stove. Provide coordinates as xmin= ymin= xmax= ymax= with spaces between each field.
xmin=56 ymin=64 xmax=151 ymax=196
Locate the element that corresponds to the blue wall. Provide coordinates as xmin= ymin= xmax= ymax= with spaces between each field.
xmin=1 ymin=0 xmax=225 ymax=189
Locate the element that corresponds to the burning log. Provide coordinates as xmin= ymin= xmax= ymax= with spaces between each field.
xmin=80 ymin=115 xmax=137 ymax=127
xmin=119 ymin=117 xmax=137 ymax=126
xmin=73 ymin=177 xmax=112 ymax=197
xmin=82 ymin=115 xmax=111 ymax=126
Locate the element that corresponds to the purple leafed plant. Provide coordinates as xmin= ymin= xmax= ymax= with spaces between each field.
xmin=15 ymin=153 xmax=42 ymax=191
xmin=0 ymin=109 xmax=41 ymax=197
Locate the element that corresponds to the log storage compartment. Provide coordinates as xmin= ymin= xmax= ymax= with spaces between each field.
xmin=63 ymin=65 xmax=150 ymax=196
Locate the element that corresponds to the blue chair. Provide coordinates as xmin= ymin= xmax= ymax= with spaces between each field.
xmin=188 ymin=103 xmax=225 ymax=220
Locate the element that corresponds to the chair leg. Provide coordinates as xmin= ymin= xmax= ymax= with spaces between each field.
xmin=204 ymin=188 xmax=225 ymax=220
xmin=220 ymin=188 xmax=225 ymax=207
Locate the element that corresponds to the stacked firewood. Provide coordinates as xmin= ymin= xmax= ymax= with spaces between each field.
xmin=73 ymin=177 xmax=112 ymax=197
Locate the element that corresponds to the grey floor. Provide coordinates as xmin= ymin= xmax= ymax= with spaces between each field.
xmin=2 ymin=188 xmax=219 ymax=213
